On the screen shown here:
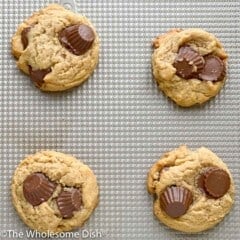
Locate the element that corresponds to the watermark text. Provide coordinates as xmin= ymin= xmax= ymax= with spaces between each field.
xmin=0 ymin=229 xmax=108 ymax=239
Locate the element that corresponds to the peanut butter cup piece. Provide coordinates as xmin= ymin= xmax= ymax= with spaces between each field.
xmin=21 ymin=27 xmax=31 ymax=49
xmin=23 ymin=173 xmax=57 ymax=206
xmin=160 ymin=186 xmax=193 ymax=218
xmin=173 ymin=45 xmax=205 ymax=79
xmin=204 ymin=168 xmax=230 ymax=198
xmin=59 ymin=24 xmax=95 ymax=55
xmin=198 ymin=55 xmax=226 ymax=82
xmin=28 ymin=66 xmax=51 ymax=87
xmin=197 ymin=167 xmax=216 ymax=194
xmin=56 ymin=188 xmax=82 ymax=219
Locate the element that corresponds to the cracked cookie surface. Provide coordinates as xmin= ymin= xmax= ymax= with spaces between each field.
xmin=11 ymin=4 xmax=99 ymax=91
xmin=147 ymin=146 xmax=234 ymax=233
xmin=152 ymin=29 xmax=228 ymax=107
xmin=11 ymin=151 xmax=99 ymax=232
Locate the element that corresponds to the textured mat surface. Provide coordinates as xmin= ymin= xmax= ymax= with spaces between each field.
xmin=0 ymin=0 xmax=239 ymax=239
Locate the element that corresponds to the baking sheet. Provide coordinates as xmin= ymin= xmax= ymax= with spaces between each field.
xmin=0 ymin=0 xmax=239 ymax=239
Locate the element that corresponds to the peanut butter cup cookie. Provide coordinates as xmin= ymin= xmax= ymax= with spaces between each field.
xmin=147 ymin=146 xmax=234 ymax=233
xmin=152 ymin=29 xmax=228 ymax=107
xmin=11 ymin=151 xmax=99 ymax=232
xmin=12 ymin=4 xmax=99 ymax=91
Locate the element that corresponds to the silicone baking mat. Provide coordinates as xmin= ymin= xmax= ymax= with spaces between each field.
xmin=0 ymin=0 xmax=239 ymax=239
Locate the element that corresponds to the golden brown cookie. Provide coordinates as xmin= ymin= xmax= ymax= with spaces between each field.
xmin=147 ymin=146 xmax=234 ymax=233
xmin=11 ymin=4 xmax=99 ymax=91
xmin=11 ymin=151 xmax=99 ymax=232
xmin=152 ymin=29 xmax=228 ymax=107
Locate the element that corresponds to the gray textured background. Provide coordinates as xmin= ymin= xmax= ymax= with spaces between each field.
xmin=0 ymin=0 xmax=239 ymax=239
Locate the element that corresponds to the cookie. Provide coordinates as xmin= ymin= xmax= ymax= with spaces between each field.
xmin=147 ymin=146 xmax=234 ymax=233
xmin=11 ymin=4 xmax=99 ymax=91
xmin=11 ymin=151 xmax=99 ymax=232
xmin=152 ymin=29 xmax=228 ymax=107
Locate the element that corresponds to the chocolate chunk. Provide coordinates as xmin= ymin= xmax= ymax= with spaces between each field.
xmin=160 ymin=186 xmax=193 ymax=218
xmin=23 ymin=173 xmax=57 ymax=206
xmin=56 ymin=188 xmax=82 ymax=218
xmin=173 ymin=45 xmax=205 ymax=79
xmin=59 ymin=24 xmax=95 ymax=55
xmin=204 ymin=168 xmax=230 ymax=198
xmin=28 ymin=66 xmax=51 ymax=87
xmin=198 ymin=55 xmax=226 ymax=82
xmin=21 ymin=27 xmax=31 ymax=49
